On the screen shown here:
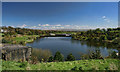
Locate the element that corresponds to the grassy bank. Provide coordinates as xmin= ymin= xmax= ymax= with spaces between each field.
xmin=2 ymin=59 xmax=120 ymax=70
xmin=12 ymin=35 xmax=40 ymax=44
xmin=2 ymin=35 xmax=40 ymax=45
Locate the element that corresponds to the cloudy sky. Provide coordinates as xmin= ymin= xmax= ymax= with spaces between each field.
xmin=2 ymin=2 xmax=118 ymax=30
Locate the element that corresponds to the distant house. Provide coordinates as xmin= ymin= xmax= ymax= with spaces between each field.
xmin=66 ymin=34 xmax=71 ymax=36
xmin=50 ymin=33 xmax=55 ymax=36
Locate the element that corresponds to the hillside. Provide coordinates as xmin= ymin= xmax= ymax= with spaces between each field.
xmin=2 ymin=59 xmax=120 ymax=70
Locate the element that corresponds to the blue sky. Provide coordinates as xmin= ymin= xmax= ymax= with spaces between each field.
xmin=2 ymin=2 xmax=118 ymax=30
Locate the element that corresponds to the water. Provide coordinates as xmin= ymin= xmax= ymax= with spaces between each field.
xmin=26 ymin=37 xmax=117 ymax=60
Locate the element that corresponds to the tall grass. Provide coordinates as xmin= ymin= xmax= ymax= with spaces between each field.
xmin=31 ymin=48 xmax=52 ymax=64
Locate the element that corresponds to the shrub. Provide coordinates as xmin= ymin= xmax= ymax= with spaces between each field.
xmin=80 ymin=54 xmax=90 ymax=60
xmin=48 ymin=56 xmax=54 ymax=62
xmin=2 ymin=38 xmax=9 ymax=43
xmin=19 ymin=62 xmax=27 ymax=68
xmin=89 ymin=50 xmax=103 ymax=59
xmin=31 ymin=48 xmax=52 ymax=62
xmin=19 ymin=41 xmax=25 ymax=45
xmin=54 ymin=51 xmax=64 ymax=62
xmin=31 ymin=56 xmax=38 ymax=64
xmin=79 ymin=67 xmax=83 ymax=71
xmin=71 ymin=66 xmax=79 ymax=70
xmin=65 ymin=53 xmax=75 ymax=61
xmin=109 ymin=51 xmax=118 ymax=59
xmin=81 ymin=50 xmax=103 ymax=59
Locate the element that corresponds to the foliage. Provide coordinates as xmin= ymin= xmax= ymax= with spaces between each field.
xmin=48 ymin=56 xmax=54 ymax=62
xmin=81 ymin=50 xmax=103 ymax=59
xmin=72 ymin=27 xmax=120 ymax=42
xmin=89 ymin=50 xmax=103 ymax=59
xmin=31 ymin=48 xmax=52 ymax=62
xmin=54 ymin=51 xmax=64 ymax=62
xmin=109 ymin=51 xmax=119 ymax=59
xmin=2 ymin=38 xmax=9 ymax=43
xmin=65 ymin=53 xmax=75 ymax=61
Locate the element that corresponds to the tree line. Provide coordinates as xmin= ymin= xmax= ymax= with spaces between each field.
xmin=30 ymin=48 xmax=119 ymax=64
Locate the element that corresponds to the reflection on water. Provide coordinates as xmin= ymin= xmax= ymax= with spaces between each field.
xmin=26 ymin=37 xmax=118 ymax=60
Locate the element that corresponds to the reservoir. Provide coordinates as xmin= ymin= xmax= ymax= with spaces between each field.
xmin=26 ymin=37 xmax=117 ymax=60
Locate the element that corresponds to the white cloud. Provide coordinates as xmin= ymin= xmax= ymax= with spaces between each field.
xmin=54 ymin=24 xmax=61 ymax=26
xmin=17 ymin=24 xmax=27 ymax=28
xmin=42 ymin=24 xmax=50 ymax=26
xmin=38 ymin=24 xmax=41 ymax=26
xmin=27 ymin=24 xmax=98 ymax=30
xmin=102 ymin=16 xmax=106 ymax=19
xmin=102 ymin=16 xmax=110 ymax=23
xmin=65 ymin=25 xmax=70 ymax=27
xmin=11 ymin=26 xmax=15 ymax=28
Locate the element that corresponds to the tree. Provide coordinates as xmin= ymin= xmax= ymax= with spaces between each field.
xmin=65 ymin=53 xmax=75 ymax=61
xmin=89 ymin=50 xmax=102 ymax=59
xmin=102 ymin=29 xmax=106 ymax=32
xmin=107 ymin=28 xmax=112 ymax=31
xmin=100 ymin=35 xmax=107 ymax=41
xmin=54 ymin=51 xmax=64 ymax=62
xmin=48 ymin=56 xmax=54 ymax=62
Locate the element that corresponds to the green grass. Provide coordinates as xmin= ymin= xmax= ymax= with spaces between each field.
xmin=12 ymin=35 xmax=39 ymax=44
xmin=2 ymin=59 xmax=120 ymax=70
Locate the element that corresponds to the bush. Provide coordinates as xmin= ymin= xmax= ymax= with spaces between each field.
xmin=89 ymin=50 xmax=103 ymax=59
xmin=80 ymin=54 xmax=90 ymax=60
xmin=79 ymin=67 xmax=83 ymax=71
xmin=109 ymin=51 xmax=118 ymax=59
xmin=48 ymin=56 xmax=54 ymax=62
xmin=19 ymin=41 xmax=25 ymax=45
xmin=2 ymin=38 xmax=9 ymax=43
xmin=65 ymin=53 xmax=75 ymax=61
xmin=71 ymin=66 xmax=79 ymax=70
xmin=81 ymin=50 xmax=103 ymax=59
xmin=54 ymin=51 xmax=64 ymax=62
xmin=31 ymin=48 xmax=52 ymax=62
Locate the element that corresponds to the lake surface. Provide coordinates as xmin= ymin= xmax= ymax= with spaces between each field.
xmin=26 ymin=37 xmax=117 ymax=60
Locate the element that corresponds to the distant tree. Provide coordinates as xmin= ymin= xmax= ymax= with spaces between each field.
xmin=54 ymin=51 xmax=64 ymax=62
xmin=107 ymin=28 xmax=112 ymax=31
xmin=102 ymin=29 xmax=106 ymax=32
xmin=117 ymin=27 xmax=120 ymax=30
xmin=100 ymin=35 xmax=107 ymax=41
xmin=65 ymin=53 xmax=75 ymax=61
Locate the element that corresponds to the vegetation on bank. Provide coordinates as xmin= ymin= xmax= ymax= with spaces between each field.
xmin=2 ymin=49 xmax=120 ymax=70
xmin=1 ymin=26 xmax=120 ymax=46
xmin=1 ymin=26 xmax=120 ymax=71
xmin=1 ymin=26 xmax=75 ymax=45
xmin=72 ymin=28 xmax=120 ymax=46
xmin=30 ymin=48 xmax=119 ymax=65
xmin=2 ymin=59 xmax=120 ymax=70
xmin=2 ymin=35 xmax=40 ymax=45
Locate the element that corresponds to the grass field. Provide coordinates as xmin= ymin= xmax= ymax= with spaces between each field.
xmin=12 ymin=35 xmax=39 ymax=44
xmin=2 ymin=59 xmax=120 ymax=70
